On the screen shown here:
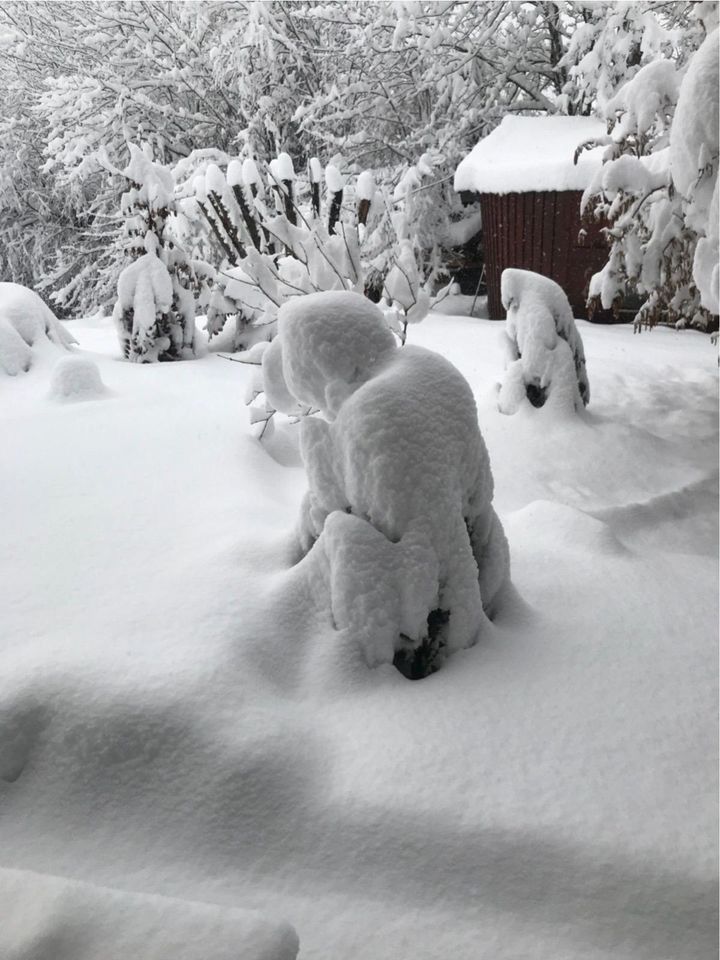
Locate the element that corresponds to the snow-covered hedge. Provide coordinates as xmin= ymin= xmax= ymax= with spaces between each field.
xmin=0 ymin=282 xmax=76 ymax=376
xmin=264 ymin=291 xmax=510 ymax=679
xmin=498 ymin=269 xmax=589 ymax=416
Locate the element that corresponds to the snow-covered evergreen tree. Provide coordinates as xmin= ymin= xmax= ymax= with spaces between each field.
xmin=498 ymin=269 xmax=589 ymax=415
xmin=113 ymin=146 xmax=200 ymax=363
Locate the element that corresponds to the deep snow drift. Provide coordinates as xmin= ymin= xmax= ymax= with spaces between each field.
xmin=0 ymin=307 xmax=717 ymax=959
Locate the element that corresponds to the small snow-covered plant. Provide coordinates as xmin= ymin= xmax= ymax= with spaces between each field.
xmin=264 ymin=290 xmax=510 ymax=680
xmin=376 ymin=154 xmax=435 ymax=340
xmin=498 ymin=269 xmax=589 ymax=416
xmin=112 ymin=145 xmax=200 ymax=362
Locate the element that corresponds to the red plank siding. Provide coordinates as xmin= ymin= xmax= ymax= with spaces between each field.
xmin=480 ymin=191 xmax=609 ymax=319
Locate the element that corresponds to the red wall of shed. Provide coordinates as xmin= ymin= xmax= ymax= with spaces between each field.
xmin=479 ymin=191 xmax=608 ymax=319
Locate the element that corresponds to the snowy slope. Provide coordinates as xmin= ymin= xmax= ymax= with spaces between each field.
xmin=0 ymin=312 xmax=717 ymax=959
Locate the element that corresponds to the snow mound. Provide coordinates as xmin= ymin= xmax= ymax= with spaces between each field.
xmin=499 ymin=269 xmax=589 ymax=416
xmin=0 ymin=867 xmax=299 ymax=960
xmin=49 ymin=357 xmax=107 ymax=402
xmin=271 ymin=292 xmax=510 ymax=676
xmin=0 ymin=282 xmax=76 ymax=376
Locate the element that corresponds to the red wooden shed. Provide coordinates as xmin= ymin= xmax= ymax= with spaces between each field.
xmin=454 ymin=116 xmax=609 ymax=319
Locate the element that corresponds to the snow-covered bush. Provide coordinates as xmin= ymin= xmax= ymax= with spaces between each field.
xmin=1 ymin=2 xmax=709 ymax=316
xmin=112 ymin=146 xmax=201 ymax=363
xmin=559 ymin=1 xmax=704 ymax=116
xmin=580 ymin=24 xmax=719 ymax=330
xmin=498 ymin=270 xmax=589 ymax=416
xmin=0 ymin=282 xmax=76 ymax=377
xmin=188 ymin=152 xmax=440 ymax=350
xmin=265 ymin=290 xmax=510 ymax=679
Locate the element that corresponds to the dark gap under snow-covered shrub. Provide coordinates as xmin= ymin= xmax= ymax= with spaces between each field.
xmin=263 ymin=290 xmax=510 ymax=680
xmin=498 ymin=269 xmax=590 ymax=417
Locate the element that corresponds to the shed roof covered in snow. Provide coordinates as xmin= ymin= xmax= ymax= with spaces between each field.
xmin=454 ymin=116 xmax=607 ymax=195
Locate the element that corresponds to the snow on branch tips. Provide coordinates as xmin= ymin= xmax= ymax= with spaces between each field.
xmin=264 ymin=290 xmax=510 ymax=680
xmin=581 ymin=28 xmax=719 ymax=331
xmin=498 ymin=269 xmax=590 ymax=417
xmin=183 ymin=150 xmax=455 ymax=358
xmin=113 ymin=145 xmax=201 ymax=363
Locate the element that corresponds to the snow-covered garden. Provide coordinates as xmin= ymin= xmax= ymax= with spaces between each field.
xmin=0 ymin=2 xmax=718 ymax=959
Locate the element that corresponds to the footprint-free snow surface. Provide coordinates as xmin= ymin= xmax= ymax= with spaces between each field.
xmin=1 ymin=312 xmax=717 ymax=959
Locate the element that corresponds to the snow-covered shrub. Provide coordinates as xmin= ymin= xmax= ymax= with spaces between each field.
xmin=580 ymin=25 xmax=719 ymax=330
xmin=187 ymin=153 xmax=368 ymax=350
xmin=0 ymin=282 xmax=76 ymax=376
xmin=265 ymin=290 xmax=510 ymax=679
xmin=670 ymin=28 xmax=719 ymax=318
xmin=49 ymin=356 xmax=106 ymax=401
xmin=186 ymin=152 xmax=455 ymax=352
xmin=498 ymin=269 xmax=589 ymax=416
xmin=112 ymin=146 xmax=201 ymax=362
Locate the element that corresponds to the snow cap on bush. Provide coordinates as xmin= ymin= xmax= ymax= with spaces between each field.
xmin=276 ymin=291 xmax=396 ymax=418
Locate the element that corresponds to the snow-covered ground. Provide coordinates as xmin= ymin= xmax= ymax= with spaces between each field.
xmin=1 ymin=311 xmax=717 ymax=959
